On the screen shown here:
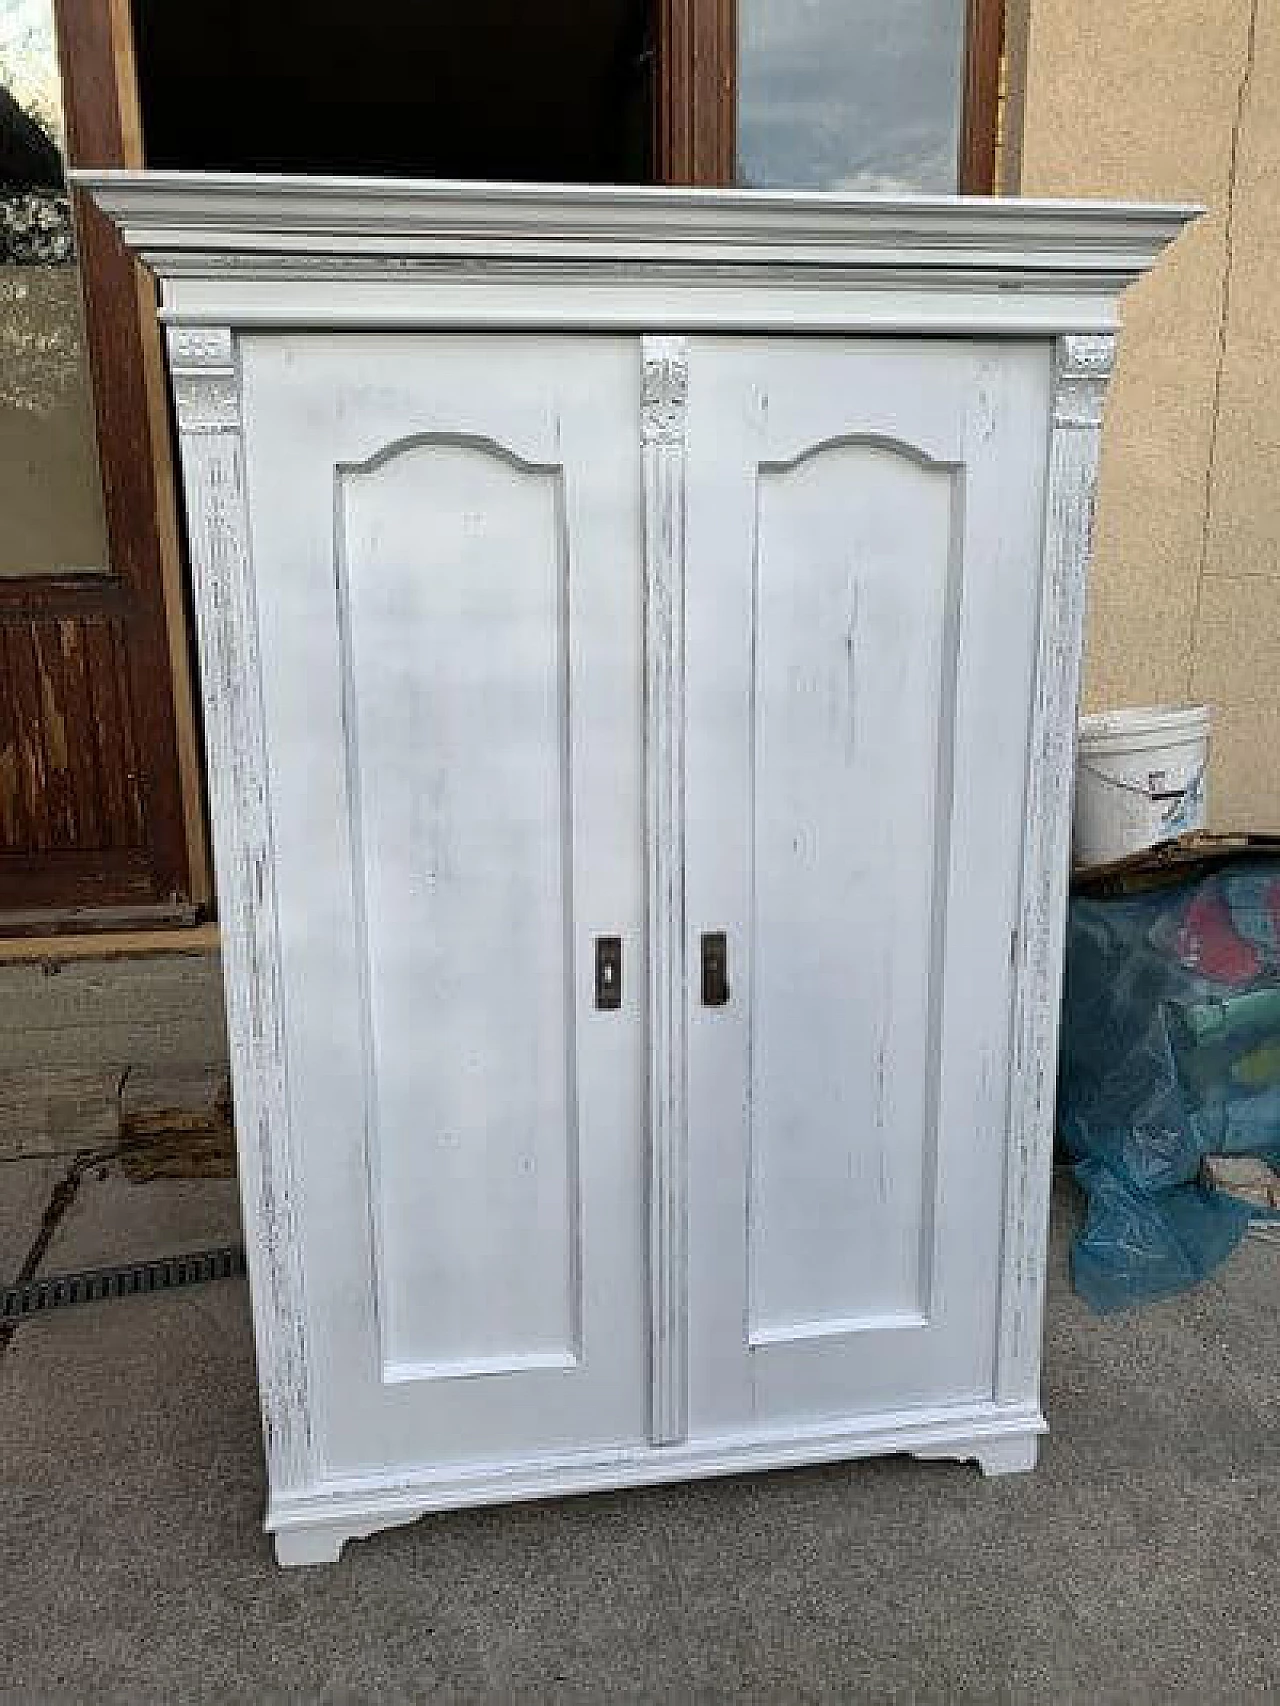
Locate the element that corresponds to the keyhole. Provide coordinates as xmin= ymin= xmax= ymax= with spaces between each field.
xmin=595 ymin=937 xmax=623 ymax=1010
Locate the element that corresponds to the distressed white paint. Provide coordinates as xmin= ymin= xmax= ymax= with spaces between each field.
xmin=75 ymin=172 xmax=1194 ymax=336
xmin=746 ymin=437 xmax=955 ymax=1336
xmin=164 ymin=323 xmax=315 ymax=1498
xmin=87 ymin=177 xmax=1193 ymax=1566
xmin=234 ymin=333 xmax=649 ymax=1492
xmin=682 ymin=340 xmax=1050 ymax=1434
xmin=998 ymin=332 xmax=1117 ymax=1405
xmin=641 ymin=336 xmax=691 ymax=1447
xmin=337 ymin=434 xmax=580 ymax=1382
xmin=270 ymin=1396 xmax=1047 ymax=1564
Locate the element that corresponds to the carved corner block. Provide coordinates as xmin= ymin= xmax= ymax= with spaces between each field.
xmin=167 ymin=325 xmax=241 ymax=434
xmin=1053 ymin=333 xmax=1116 ymax=431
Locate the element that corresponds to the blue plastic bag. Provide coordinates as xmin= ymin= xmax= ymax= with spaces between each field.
xmin=1058 ymin=860 xmax=1280 ymax=1312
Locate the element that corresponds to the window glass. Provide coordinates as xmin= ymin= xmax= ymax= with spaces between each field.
xmin=737 ymin=0 xmax=966 ymax=193
xmin=0 ymin=0 xmax=109 ymax=576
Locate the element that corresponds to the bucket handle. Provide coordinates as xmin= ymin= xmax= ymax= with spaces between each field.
xmin=1077 ymin=758 xmax=1207 ymax=804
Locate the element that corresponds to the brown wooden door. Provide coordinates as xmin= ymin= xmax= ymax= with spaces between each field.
xmin=0 ymin=0 xmax=207 ymax=927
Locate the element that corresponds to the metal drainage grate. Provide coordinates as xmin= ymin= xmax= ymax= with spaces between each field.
xmin=1 ymin=1245 xmax=246 ymax=1323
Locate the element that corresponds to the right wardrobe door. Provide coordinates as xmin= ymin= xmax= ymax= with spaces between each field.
xmin=682 ymin=337 xmax=1052 ymax=1441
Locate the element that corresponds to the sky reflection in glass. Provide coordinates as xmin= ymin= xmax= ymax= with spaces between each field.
xmin=738 ymin=0 xmax=966 ymax=193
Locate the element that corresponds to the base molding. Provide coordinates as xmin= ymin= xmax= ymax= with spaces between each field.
xmin=913 ymin=1432 xmax=1040 ymax=1477
xmin=268 ymin=1402 xmax=1046 ymax=1566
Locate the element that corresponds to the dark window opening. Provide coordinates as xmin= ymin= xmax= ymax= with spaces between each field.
xmin=131 ymin=0 xmax=654 ymax=184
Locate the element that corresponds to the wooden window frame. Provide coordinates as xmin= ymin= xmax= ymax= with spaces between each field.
xmin=960 ymin=0 xmax=1007 ymax=196
xmin=653 ymin=0 xmax=738 ymax=187
xmin=655 ymin=0 xmax=1005 ymax=192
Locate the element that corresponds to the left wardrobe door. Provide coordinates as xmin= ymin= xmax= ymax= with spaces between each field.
xmin=237 ymin=335 xmax=648 ymax=1481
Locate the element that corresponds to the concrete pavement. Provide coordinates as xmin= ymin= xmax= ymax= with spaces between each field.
xmin=0 ymin=1169 xmax=1276 ymax=1702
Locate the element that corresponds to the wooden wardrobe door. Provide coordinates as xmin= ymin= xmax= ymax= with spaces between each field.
xmin=682 ymin=337 xmax=1052 ymax=1437
xmin=237 ymin=334 xmax=648 ymax=1477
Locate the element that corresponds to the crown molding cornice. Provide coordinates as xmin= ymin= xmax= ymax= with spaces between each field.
xmin=74 ymin=171 xmax=1197 ymax=337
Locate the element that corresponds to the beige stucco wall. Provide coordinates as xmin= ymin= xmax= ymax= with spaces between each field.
xmin=1007 ymin=0 xmax=1279 ymax=831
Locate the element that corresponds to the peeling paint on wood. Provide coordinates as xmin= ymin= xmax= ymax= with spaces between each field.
xmin=999 ymin=332 xmax=1115 ymax=1404
xmin=167 ymin=324 xmax=316 ymax=1494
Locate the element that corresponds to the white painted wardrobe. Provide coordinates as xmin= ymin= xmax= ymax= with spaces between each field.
xmin=81 ymin=174 xmax=1191 ymax=1564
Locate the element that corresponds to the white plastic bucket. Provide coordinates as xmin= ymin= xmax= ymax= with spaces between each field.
xmin=1073 ymin=704 xmax=1210 ymax=866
